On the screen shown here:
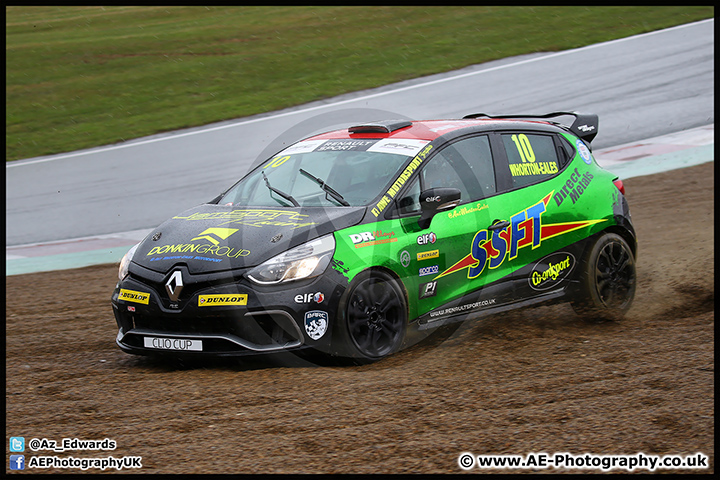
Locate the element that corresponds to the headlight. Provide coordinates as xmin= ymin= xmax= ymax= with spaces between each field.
xmin=247 ymin=234 xmax=335 ymax=285
xmin=118 ymin=244 xmax=139 ymax=281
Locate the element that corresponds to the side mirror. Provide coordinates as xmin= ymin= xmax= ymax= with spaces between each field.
xmin=418 ymin=187 xmax=461 ymax=229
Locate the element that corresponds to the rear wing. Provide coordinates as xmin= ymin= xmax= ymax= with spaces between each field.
xmin=463 ymin=111 xmax=599 ymax=146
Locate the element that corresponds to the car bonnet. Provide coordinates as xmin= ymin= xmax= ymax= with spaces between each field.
xmin=131 ymin=204 xmax=366 ymax=274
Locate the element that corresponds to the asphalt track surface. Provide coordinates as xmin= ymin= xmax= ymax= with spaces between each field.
xmin=5 ymin=19 xmax=714 ymax=247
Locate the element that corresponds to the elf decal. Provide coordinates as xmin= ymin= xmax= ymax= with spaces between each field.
xmin=434 ymin=192 xmax=605 ymax=280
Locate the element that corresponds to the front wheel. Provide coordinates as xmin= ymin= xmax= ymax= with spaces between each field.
xmin=571 ymin=232 xmax=636 ymax=322
xmin=335 ymin=270 xmax=408 ymax=362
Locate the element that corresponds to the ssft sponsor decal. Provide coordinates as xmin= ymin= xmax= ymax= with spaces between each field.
xmin=198 ymin=294 xmax=248 ymax=306
xmin=435 ymin=192 xmax=605 ymax=280
xmin=118 ymin=289 xmax=150 ymax=305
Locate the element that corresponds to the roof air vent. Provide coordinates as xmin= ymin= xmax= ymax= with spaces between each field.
xmin=348 ymin=120 xmax=412 ymax=134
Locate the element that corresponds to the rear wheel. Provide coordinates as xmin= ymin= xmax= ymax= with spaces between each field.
xmin=571 ymin=233 xmax=636 ymax=322
xmin=336 ymin=270 xmax=407 ymax=362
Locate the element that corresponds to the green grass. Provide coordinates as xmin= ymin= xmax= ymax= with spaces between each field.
xmin=5 ymin=6 xmax=714 ymax=161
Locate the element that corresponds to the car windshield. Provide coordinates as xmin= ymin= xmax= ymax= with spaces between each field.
xmin=220 ymin=138 xmax=429 ymax=207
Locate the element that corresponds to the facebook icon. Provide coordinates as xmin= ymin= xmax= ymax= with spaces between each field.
xmin=10 ymin=436 xmax=25 ymax=452
xmin=10 ymin=454 xmax=25 ymax=470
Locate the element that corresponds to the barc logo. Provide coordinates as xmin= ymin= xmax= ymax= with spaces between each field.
xmin=304 ymin=311 xmax=329 ymax=340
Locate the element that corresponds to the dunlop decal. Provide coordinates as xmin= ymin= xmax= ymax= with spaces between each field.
xmin=198 ymin=294 xmax=248 ymax=306
xmin=417 ymin=250 xmax=439 ymax=261
xmin=119 ymin=289 xmax=150 ymax=305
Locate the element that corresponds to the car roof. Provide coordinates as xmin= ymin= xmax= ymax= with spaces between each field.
xmin=307 ymin=118 xmax=556 ymax=142
xmin=306 ymin=112 xmax=599 ymax=144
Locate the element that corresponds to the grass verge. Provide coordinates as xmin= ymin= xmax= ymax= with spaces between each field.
xmin=6 ymin=6 xmax=714 ymax=161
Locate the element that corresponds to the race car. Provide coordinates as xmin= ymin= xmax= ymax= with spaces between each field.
xmin=112 ymin=112 xmax=637 ymax=362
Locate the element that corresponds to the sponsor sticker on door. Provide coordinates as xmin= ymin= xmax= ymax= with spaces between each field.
xmin=529 ymin=252 xmax=575 ymax=291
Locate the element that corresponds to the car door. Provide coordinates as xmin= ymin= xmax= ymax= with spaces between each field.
xmin=391 ymin=134 xmax=519 ymax=322
xmin=489 ymin=130 xmax=581 ymax=300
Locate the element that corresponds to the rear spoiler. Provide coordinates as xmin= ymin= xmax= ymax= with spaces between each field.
xmin=463 ymin=111 xmax=599 ymax=146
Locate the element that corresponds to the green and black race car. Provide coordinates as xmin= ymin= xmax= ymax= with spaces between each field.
xmin=112 ymin=112 xmax=636 ymax=362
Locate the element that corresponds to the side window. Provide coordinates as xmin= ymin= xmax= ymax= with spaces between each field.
xmin=556 ymin=135 xmax=575 ymax=168
xmin=422 ymin=135 xmax=495 ymax=201
xmin=396 ymin=177 xmax=421 ymax=215
xmin=388 ymin=135 xmax=495 ymax=217
xmin=501 ymin=133 xmax=560 ymax=188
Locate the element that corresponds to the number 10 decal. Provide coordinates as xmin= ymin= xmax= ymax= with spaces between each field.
xmin=511 ymin=134 xmax=536 ymax=163
xmin=265 ymin=155 xmax=290 ymax=169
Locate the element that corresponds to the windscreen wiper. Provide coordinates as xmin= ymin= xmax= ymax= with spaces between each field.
xmin=262 ymin=170 xmax=299 ymax=207
xmin=299 ymin=169 xmax=350 ymax=206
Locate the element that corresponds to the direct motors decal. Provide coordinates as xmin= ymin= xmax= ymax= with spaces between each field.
xmin=529 ymin=252 xmax=575 ymax=291
xmin=304 ymin=311 xmax=329 ymax=340
xmin=435 ymin=192 xmax=605 ymax=280
xmin=553 ymin=168 xmax=594 ymax=206
xmin=118 ymin=289 xmax=150 ymax=305
xmin=198 ymin=294 xmax=248 ymax=306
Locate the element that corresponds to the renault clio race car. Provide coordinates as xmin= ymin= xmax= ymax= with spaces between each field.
xmin=112 ymin=112 xmax=637 ymax=362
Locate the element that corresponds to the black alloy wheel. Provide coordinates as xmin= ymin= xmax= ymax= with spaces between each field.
xmin=572 ymin=233 xmax=636 ymax=322
xmin=340 ymin=270 xmax=407 ymax=361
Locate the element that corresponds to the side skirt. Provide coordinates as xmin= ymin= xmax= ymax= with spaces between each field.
xmin=416 ymin=288 xmax=565 ymax=331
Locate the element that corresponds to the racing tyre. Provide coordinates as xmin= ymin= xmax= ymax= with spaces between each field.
xmin=571 ymin=233 xmax=636 ymax=323
xmin=335 ymin=270 xmax=408 ymax=363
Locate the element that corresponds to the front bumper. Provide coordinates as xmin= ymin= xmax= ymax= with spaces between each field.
xmin=111 ymin=263 xmax=347 ymax=357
